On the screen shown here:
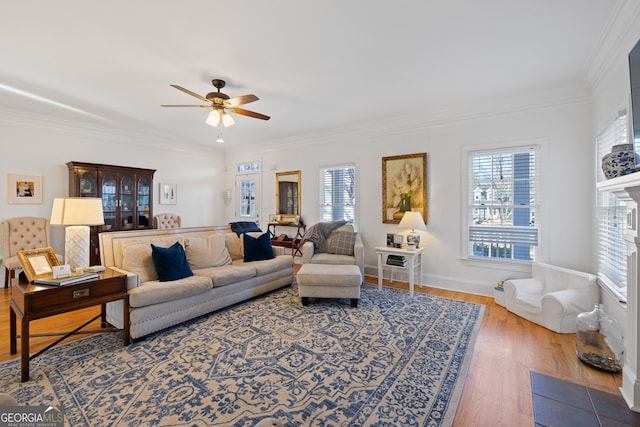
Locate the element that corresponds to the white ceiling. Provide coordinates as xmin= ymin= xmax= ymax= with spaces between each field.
xmin=0 ymin=1 xmax=622 ymax=149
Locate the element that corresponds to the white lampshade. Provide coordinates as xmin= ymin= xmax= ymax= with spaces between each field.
xmin=206 ymin=110 xmax=221 ymax=127
xmin=51 ymin=198 xmax=104 ymax=270
xmin=399 ymin=211 xmax=426 ymax=231
xmin=50 ymin=197 xmax=105 ymax=226
xmin=221 ymin=111 xmax=235 ymax=127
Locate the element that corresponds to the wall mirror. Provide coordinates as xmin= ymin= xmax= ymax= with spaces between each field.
xmin=276 ymin=170 xmax=301 ymax=217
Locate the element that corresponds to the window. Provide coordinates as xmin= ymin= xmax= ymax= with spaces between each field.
xmin=467 ymin=146 xmax=538 ymax=262
xmin=320 ymin=164 xmax=356 ymax=224
xmin=596 ymin=111 xmax=628 ymax=302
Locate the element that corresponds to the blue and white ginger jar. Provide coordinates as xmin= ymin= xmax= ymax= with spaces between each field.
xmin=602 ymin=144 xmax=637 ymax=179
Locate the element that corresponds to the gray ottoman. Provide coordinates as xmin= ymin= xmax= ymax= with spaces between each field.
xmin=297 ymin=264 xmax=362 ymax=307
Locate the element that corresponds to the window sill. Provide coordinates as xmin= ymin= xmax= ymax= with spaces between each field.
xmin=461 ymin=256 xmax=532 ymax=273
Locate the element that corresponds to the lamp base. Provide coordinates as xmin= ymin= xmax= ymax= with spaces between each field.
xmin=65 ymin=225 xmax=90 ymax=271
xmin=407 ymin=231 xmax=420 ymax=248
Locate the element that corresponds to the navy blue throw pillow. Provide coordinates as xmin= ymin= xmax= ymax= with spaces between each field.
xmin=243 ymin=232 xmax=275 ymax=262
xmin=151 ymin=242 xmax=193 ymax=282
xmin=230 ymin=221 xmax=262 ymax=236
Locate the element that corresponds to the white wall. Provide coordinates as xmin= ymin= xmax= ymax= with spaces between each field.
xmin=225 ymin=94 xmax=595 ymax=296
xmin=0 ymin=113 xmax=226 ymax=259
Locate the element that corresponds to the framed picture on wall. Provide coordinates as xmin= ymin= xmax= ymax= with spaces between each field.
xmin=159 ymin=183 xmax=177 ymax=205
xmin=7 ymin=173 xmax=42 ymax=204
xmin=381 ymin=153 xmax=427 ymax=224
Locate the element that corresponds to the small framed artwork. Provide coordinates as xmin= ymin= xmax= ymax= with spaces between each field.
xmin=17 ymin=247 xmax=61 ymax=283
xmin=159 ymin=183 xmax=177 ymax=205
xmin=387 ymin=233 xmax=394 ymax=247
xmin=7 ymin=173 xmax=42 ymax=204
xmin=393 ymin=233 xmax=404 ymax=248
xmin=281 ymin=214 xmax=300 ymax=225
xmin=268 ymin=214 xmax=281 ymax=224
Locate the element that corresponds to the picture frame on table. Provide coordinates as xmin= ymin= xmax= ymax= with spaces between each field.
xmin=159 ymin=183 xmax=177 ymax=205
xmin=17 ymin=247 xmax=61 ymax=283
xmin=381 ymin=153 xmax=427 ymax=224
xmin=268 ymin=214 xmax=281 ymax=224
xmin=7 ymin=173 xmax=42 ymax=204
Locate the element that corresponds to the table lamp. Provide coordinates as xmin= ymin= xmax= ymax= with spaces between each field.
xmin=50 ymin=197 xmax=104 ymax=270
xmin=399 ymin=211 xmax=426 ymax=248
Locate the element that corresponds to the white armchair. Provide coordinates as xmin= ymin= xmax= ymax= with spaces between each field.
xmin=301 ymin=224 xmax=364 ymax=280
xmin=504 ymin=263 xmax=598 ymax=333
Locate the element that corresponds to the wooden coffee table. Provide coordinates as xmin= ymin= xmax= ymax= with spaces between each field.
xmin=9 ymin=268 xmax=129 ymax=382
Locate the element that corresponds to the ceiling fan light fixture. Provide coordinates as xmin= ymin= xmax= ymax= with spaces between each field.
xmin=206 ymin=110 xmax=221 ymax=127
xmin=222 ymin=112 xmax=235 ymax=127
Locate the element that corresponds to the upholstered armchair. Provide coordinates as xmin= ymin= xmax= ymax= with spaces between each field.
xmin=503 ymin=263 xmax=598 ymax=333
xmin=1 ymin=217 xmax=63 ymax=287
xmin=153 ymin=213 xmax=181 ymax=229
xmin=301 ymin=223 xmax=364 ymax=280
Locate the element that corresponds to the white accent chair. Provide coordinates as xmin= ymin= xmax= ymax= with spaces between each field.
xmin=504 ymin=263 xmax=598 ymax=333
xmin=301 ymin=224 xmax=364 ymax=280
xmin=153 ymin=213 xmax=181 ymax=229
xmin=1 ymin=217 xmax=62 ymax=287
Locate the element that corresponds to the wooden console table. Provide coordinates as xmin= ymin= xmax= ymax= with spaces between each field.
xmin=267 ymin=222 xmax=306 ymax=257
xmin=9 ymin=268 xmax=129 ymax=382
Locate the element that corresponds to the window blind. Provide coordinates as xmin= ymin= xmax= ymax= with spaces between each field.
xmin=468 ymin=146 xmax=538 ymax=261
xmin=320 ymin=164 xmax=356 ymax=224
xmin=596 ymin=110 xmax=628 ymax=300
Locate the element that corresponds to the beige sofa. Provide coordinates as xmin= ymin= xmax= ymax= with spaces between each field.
xmin=99 ymin=226 xmax=294 ymax=339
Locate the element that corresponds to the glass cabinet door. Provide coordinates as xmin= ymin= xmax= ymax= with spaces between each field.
xmin=137 ymin=176 xmax=151 ymax=228
xmin=79 ymin=170 xmax=97 ymax=197
xmin=120 ymin=174 xmax=135 ymax=229
xmin=101 ymin=173 xmax=117 ymax=231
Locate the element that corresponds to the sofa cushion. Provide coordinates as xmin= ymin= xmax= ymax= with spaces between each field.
xmin=151 ymin=242 xmax=193 ymax=282
xmin=185 ymin=234 xmax=232 ymax=270
xmin=194 ymin=264 xmax=257 ymax=287
xmin=230 ymin=221 xmax=261 ymax=236
xmin=247 ymin=255 xmax=294 ymax=276
xmin=129 ymin=275 xmax=213 ymax=307
xmin=328 ymin=230 xmax=357 ymax=256
xmin=121 ymin=237 xmax=184 ymax=283
xmin=243 ymin=232 xmax=275 ymax=262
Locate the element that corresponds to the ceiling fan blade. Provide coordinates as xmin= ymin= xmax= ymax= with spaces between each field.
xmin=170 ymin=84 xmax=209 ymax=103
xmin=225 ymin=94 xmax=259 ymax=108
xmin=161 ymin=104 xmax=210 ymax=107
xmin=229 ymin=107 xmax=271 ymax=121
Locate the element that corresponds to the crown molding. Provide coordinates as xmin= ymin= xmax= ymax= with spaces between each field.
xmin=0 ymin=107 xmax=223 ymax=155
xmin=229 ymin=84 xmax=591 ymax=156
xmin=585 ymin=0 xmax=640 ymax=95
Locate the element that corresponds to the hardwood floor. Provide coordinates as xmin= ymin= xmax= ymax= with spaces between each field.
xmin=0 ymin=274 xmax=623 ymax=426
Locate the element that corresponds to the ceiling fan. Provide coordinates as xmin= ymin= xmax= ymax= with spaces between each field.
xmin=161 ymin=79 xmax=270 ymax=128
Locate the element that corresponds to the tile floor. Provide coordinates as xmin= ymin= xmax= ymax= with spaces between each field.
xmin=531 ymin=371 xmax=640 ymax=426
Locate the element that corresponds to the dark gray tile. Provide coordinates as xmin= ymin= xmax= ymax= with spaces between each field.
xmin=531 ymin=371 xmax=593 ymax=412
xmin=589 ymin=388 xmax=640 ymax=426
xmin=533 ymin=394 xmax=600 ymax=427
xmin=599 ymin=415 xmax=636 ymax=427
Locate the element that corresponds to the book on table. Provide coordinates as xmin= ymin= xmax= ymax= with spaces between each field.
xmin=33 ymin=272 xmax=99 ymax=286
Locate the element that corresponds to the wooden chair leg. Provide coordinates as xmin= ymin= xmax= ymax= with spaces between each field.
xmin=4 ymin=268 xmax=9 ymax=288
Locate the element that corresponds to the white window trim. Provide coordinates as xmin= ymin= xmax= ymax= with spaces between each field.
xmin=460 ymin=138 xmax=546 ymax=272
xmin=318 ymin=162 xmax=358 ymax=229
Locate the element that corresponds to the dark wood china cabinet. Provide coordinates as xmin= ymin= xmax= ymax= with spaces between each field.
xmin=67 ymin=162 xmax=156 ymax=265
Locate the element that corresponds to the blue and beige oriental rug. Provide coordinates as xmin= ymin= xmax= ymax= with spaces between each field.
xmin=0 ymin=284 xmax=484 ymax=426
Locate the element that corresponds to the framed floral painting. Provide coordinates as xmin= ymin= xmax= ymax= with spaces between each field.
xmin=7 ymin=173 xmax=42 ymax=204
xmin=382 ymin=153 xmax=427 ymax=224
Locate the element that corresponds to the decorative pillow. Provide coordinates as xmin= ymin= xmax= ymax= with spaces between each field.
xmin=230 ymin=221 xmax=262 ymax=236
xmin=151 ymin=242 xmax=193 ymax=282
xmin=185 ymin=234 xmax=232 ymax=269
xmin=243 ymin=232 xmax=275 ymax=262
xmin=328 ymin=230 xmax=357 ymax=256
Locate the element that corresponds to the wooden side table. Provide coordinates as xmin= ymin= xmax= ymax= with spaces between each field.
xmin=268 ymin=222 xmax=306 ymax=257
xmin=9 ymin=268 xmax=129 ymax=382
xmin=375 ymin=246 xmax=425 ymax=297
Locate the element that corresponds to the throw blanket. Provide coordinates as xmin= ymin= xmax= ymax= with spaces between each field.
xmin=301 ymin=220 xmax=346 ymax=250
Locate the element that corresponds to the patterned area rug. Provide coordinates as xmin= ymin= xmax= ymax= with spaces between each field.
xmin=1 ymin=284 xmax=484 ymax=426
